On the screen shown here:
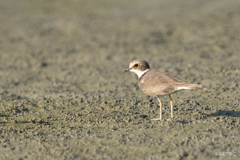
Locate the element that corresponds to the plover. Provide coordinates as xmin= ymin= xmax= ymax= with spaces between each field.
xmin=124 ymin=59 xmax=205 ymax=120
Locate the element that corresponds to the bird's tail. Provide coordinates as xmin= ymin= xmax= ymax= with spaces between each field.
xmin=176 ymin=83 xmax=206 ymax=91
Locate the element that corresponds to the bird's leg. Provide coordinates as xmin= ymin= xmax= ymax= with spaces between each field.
xmin=169 ymin=95 xmax=173 ymax=119
xmin=151 ymin=96 xmax=162 ymax=121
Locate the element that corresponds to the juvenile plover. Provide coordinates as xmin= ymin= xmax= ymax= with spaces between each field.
xmin=124 ymin=59 xmax=205 ymax=120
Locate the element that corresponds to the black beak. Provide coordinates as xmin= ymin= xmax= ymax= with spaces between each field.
xmin=124 ymin=68 xmax=130 ymax=73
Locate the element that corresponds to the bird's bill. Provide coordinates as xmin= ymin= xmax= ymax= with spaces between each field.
xmin=124 ymin=68 xmax=131 ymax=73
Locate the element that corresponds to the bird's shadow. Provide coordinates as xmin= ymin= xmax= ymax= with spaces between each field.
xmin=209 ymin=110 xmax=240 ymax=117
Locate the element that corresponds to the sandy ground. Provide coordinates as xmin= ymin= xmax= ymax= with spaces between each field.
xmin=0 ymin=0 xmax=240 ymax=159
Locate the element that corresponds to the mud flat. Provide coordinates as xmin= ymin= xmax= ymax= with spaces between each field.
xmin=0 ymin=0 xmax=240 ymax=159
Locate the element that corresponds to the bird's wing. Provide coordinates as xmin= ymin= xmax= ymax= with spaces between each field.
xmin=163 ymin=72 xmax=186 ymax=83
xmin=139 ymin=70 xmax=185 ymax=96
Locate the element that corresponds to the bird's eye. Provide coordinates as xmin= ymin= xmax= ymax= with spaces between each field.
xmin=134 ymin=64 xmax=139 ymax=68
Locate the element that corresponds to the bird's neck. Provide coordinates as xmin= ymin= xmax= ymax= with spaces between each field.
xmin=136 ymin=69 xmax=150 ymax=78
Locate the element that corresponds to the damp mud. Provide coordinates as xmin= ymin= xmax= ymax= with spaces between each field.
xmin=0 ymin=0 xmax=240 ymax=159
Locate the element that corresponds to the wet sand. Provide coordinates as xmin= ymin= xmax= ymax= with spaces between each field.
xmin=0 ymin=0 xmax=240 ymax=159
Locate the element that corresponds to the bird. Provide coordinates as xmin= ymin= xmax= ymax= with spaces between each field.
xmin=124 ymin=59 xmax=205 ymax=120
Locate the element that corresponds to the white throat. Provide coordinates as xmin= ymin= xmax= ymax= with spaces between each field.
xmin=131 ymin=69 xmax=150 ymax=78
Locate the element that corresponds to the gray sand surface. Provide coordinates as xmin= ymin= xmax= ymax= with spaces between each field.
xmin=0 ymin=0 xmax=240 ymax=159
